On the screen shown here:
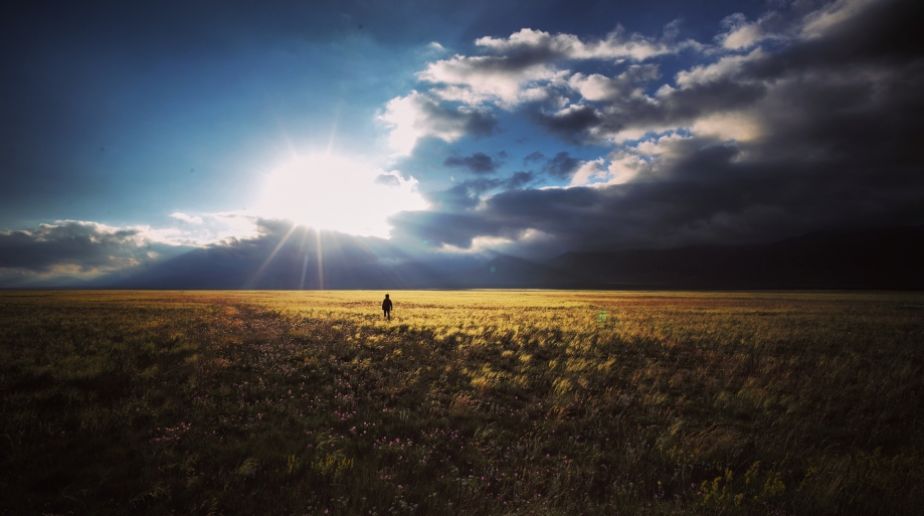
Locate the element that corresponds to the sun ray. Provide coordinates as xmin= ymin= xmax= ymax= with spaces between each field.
xmin=325 ymin=103 xmax=342 ymax=156
xmin=315 ymin=229 xmax=325 ymax=290
xmin=299 ymin=228 xmax=311 ymax=290
xmin=247 ymin=224 xmax=298 ymax=288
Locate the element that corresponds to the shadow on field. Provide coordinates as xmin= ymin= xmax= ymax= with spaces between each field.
xmin=1 ymin=291 xmax=923 ymax=514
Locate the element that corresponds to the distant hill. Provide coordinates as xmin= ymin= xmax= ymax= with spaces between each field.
xmin=106 ymin=229 xmax=444 ymax=290
xmin=455 ymin=254 xmax=588 ymax=289
xmin=104 ymin=225 xmax=923 ymax=289
xmin=551 ymin=226 xmax=924 ymax=289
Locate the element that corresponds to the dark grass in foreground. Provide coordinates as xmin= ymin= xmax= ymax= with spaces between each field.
xmin=1 ymin=290 xmax=923 ymax=514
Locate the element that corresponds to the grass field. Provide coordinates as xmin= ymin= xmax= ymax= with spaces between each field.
xmin=1 ymin=290 xmax=923 ymax=514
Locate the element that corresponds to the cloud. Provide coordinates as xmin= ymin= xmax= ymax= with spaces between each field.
xmin=474 ymin=27 xmax=683 ymax=62
xmin=505 ymin=171 xmax=536 ymax=189
xmin=389 ymin=0 xmax=924 ymax=255
xmin=443 ymin=152 xmax=500 ymax=173
xmin=542 ymin=152 xmax=580 ymax=179
xmin=426 ymin=41 xmax=447 ymax=53
xmin=169 ymin=211 xmax=203 ymax=224
xmin=567 ymin=64 xmax=660 ymax=102
xmin=534 ymin=104 xmax=604 ymax=142
xmin=0 ymin=221 xmax=176 ymax=284
xmin=718 ymin=13 xmax=765 ymax=50
xmin=11 ymin=0 xmax=922 ymax=288
xmin=533 ymin=53 xmax=769 ymax=144
xmin=568 ymin=152 xmax=646 ymax=187
xmin=391 ymin=210 xmax=517 ymax=249
xmin=425 ymin=171 xmax=537 ymax=211
xmin=419 ymin=25 xmax=694 ymax=110
xmin=420 ymin=52 xmax=561 ymax=108
xmin=801 ymin=0 xmax=878 ymax=39
xmin=428 ymin=177 xmax=505 ymax=210
xmin=690 ymin=111 xmax=762 ymax=142
xmin=148 ymin=212 xmax=262 ymax=247
xmin=524 ymin=1 xmax=920 ymax=147
xmin=378 ymin=90 xmax=496 ymax=155
xmin=0 ymin=212 xmax=271 ymax=285
xmin=374 ymin=173 xmax=402 ymax=187
xmin=674 ymin=49 xmax=764 ymax=88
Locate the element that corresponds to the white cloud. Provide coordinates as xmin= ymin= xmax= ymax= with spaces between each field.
xmin=568 ymin=159 xmax=609 ymax=186
xmin=567 ymin=154 xmax=648 ymax=188
xmin=723 ymin=24 xmax=763 ymax=50
xmin=378 ymin=90 xmax=495 ymax=155
xmin=568 ymin=64 xmax=659 ymax=102
xmin=565 ymin=132 xmax=699 ymax=188
xmin=142 ymin=212 xmax=262 ymax=247
xmin=674 ymin=48 xmax=764 ymax=88
xmin=801 ymin=0 xmax=876 ymax=39
xmin=633 ymin=131 xmax=691 ymax=156
xmin=568 ymin=73 xmax=617 ymax=102
xmin=0 ymin=220 xmax=170 ymax=282
xmin=419 ymin=54 xmax=560 ymax=108
xmin=416 ymin=26 xmax=692 ymax=110
xmin=475 ymin=27 xmax=679 ymax=62
xmin=438 ymin=227 xmax=553 ymax=254
xmin=0 ymin=213 xmax=268 ymax=285
xmin=169 ymin=211 xmax=203 ymax=224
xmin=719 ymin=13 xmax=765 ymax=50
xmin=691 ymin=111 xmax=763 ymax=142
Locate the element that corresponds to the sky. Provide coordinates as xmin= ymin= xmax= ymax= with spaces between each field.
xmin=1 ymin=0 xmax=922 ymax=286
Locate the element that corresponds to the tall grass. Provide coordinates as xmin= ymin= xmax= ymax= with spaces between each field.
xmin=1 ymin=290 xmax=922 ymax=514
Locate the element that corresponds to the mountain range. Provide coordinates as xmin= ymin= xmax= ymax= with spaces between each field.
xmin=102 ymin=225 xmax=924 ymax=290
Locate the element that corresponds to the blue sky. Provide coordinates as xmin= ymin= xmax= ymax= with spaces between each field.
xmin=2 ymin=0 xmax=767 ymax=226
xmin=2 ymin=0 xmax=922 ymax=286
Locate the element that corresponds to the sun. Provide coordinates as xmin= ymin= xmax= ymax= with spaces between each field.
xmin=255 ymin=153 xmax=427 ymax=238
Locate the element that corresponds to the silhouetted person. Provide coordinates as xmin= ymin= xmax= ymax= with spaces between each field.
xmin=382 ymin=293 xmax=393 ymax=320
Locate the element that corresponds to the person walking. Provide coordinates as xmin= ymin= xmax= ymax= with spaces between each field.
xmin=382 ymin=293 xmax=393 ymax=320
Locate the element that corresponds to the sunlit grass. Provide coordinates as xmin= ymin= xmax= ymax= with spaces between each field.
xmin=1 ymin=290 xmax=922 ymax=514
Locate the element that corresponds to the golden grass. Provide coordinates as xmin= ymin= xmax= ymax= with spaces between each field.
xmin=1 ymin=290 xmax=922 ymax=514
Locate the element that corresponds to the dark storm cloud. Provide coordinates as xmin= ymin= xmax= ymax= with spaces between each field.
xmin=542 ymin=152 xmax=581 ymax=179
xmin=427 ymin=101 xmax=498 ymax=137
xmin=0 ymin=221 xmax=168 ymax=275
xmin=391 ymin=210 xmax=519 ymax=248
xmin=428 ymin=178 xmax=505 ymax=209
xmin=426 ymin=172 xmax=538 ymax=211
xmin=534 ymin=105 xmax=603 ymax=142
xmin=388 ymin=0 xmax=924 ymax=254
xmin=444 ymin=152 xmax=500 ymax=173
xmin=534 ymin=70 xmax=768 ymax=143
xmin=411 ymin=92 xmax=498 ymax=139
xmin=388 ymin=92 xmax=498 ymax=141
xmin=747 ymin=0 xmax=924 ymax=78
xmin=6 ymin=0 xmax=923 ymax=287
xmin=505 ymin=171 xmax=536 ymax=189
xmin=399 ymin=122 xmax=924 ymax=253
xmin=541 ymin=0 xmax=924 ymax=146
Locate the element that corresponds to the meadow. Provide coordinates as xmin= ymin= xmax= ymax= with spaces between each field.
xmin=1 ymin=290 xmax=922 ymax=515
